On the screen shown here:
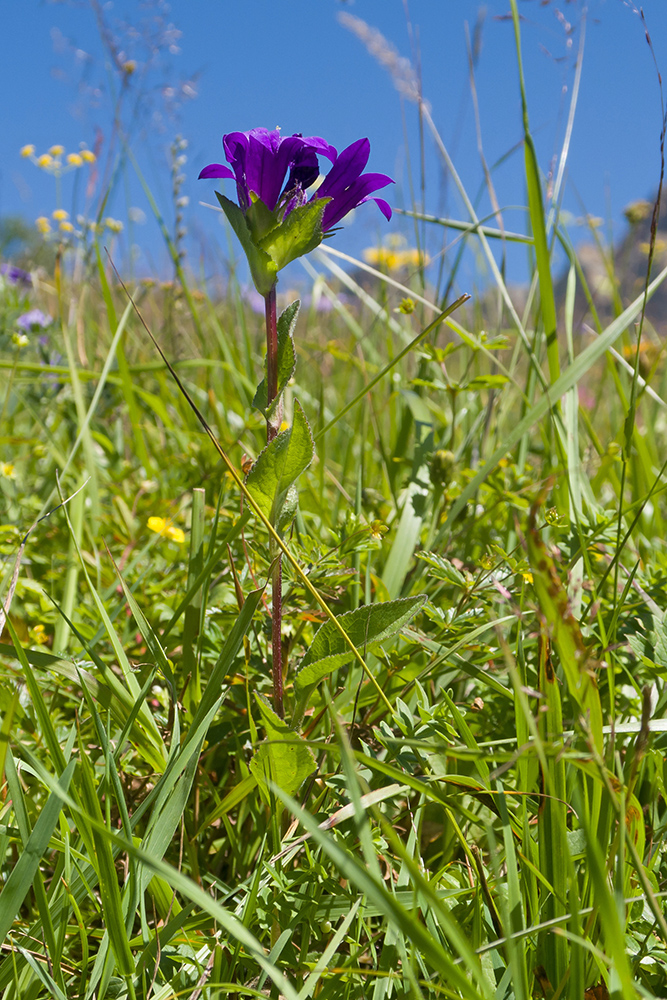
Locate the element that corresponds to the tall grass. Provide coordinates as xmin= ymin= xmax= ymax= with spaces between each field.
xmin=2 ymin=4 xmax=667 ymax=999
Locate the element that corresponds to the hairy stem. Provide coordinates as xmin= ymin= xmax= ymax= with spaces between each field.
xmin=265 ymin=284 xmax=284 ymax=717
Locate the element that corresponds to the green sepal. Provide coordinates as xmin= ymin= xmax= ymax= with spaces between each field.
xmin=253 ymin=299 xmax=299 ymax=418
xmin=245 ymin=399 xmax=313 ymax=531
xmin=216 ymin=192 xmax=277 ymax=296
xmin=246 ymin=192 xmax=281 ymax=243
xmin=249 ymin=692 xmax=316 ymax=797
xmin=258 ymin=198 xmax=330 ymax=272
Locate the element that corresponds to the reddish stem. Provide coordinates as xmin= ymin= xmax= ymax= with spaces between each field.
xmin=264 ymin=284 xmax=284 ymax=717
xmin=265 ymin=285 xmax=279 ymax=442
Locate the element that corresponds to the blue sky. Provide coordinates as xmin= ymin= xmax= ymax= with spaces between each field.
xmin=2 ymin=0 xmax=667 ymax=288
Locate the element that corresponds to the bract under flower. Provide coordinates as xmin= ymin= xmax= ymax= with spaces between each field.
xmin=199 ymin=127 xmax=393 ymax=294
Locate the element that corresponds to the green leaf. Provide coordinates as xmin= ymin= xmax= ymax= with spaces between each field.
xmin=295 ymin=595 xmax=427 ymax=694
xmin=253 ymin=299 xmax=299 ymax=418
xmin=245 ymin=399 xmax=314 ymax=529
xmin=216 ymin=192 xmax=277 ymax=295
xmin=250 ymin=694 xmax=316 ymax=796
xmin=259 ymin=199 xmax=329 ymax=271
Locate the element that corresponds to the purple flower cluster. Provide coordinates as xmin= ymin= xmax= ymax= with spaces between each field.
xmin=200 ymin=127 xmax=393 ymax=232
xmin=16 ymin=309 xmax=52 ymax=331
xmin=0 ymin=263 xmax=32 ymax=287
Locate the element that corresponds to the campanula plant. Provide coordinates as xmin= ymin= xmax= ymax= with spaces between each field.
xmin=199 ymin=127 xmax=393 ymax=296
xmin=200 ymin=126 xmax=394 ymax=720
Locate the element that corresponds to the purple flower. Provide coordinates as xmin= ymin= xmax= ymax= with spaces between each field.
xmin=199 ymin=127 xmax=393 ymax=294
xmin=16 ymin=308 xmax=52 ymax=331
xmin=200 ymin=127 xmax=393 ymax=231
xmin=200 ymin=128 xmax=337 ymax=215
xmin=0 ymin=263 xmax=32 ymax=287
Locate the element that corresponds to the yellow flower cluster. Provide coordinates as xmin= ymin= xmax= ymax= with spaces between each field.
xmin=363 ymin=235 xmax=430 ymax=273
xmin=20 ymin=143 xmax=96 ymax=173
xmin=35 ymin=210 xmax=124 ymax=240
xmin=147 ymin=516 xmax=185 ymax=544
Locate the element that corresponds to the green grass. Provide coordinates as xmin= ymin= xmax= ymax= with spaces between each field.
xmin=3 ymin=7 xmax=667 ymax=1000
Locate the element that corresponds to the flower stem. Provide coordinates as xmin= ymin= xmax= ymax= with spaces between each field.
xmin=264 ymin=284 xmax=284 ymax=717
xmin=265 ymin=285 xmax=279 ymax=441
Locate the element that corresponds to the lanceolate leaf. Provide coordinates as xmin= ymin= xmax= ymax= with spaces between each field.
xmin=295 ymin=595 xmax=427 ymax=694
xmin=253 ymin=299 xmax=299 ymax=418
xmin=245 ymin=400 xmax=314 ymax=529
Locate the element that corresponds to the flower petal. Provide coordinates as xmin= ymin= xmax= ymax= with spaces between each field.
xmin=371 ymin=197 xmax=393 ymax=222
xmin=316 ymin=138 xmax=370 ymax=200
xmin=321 ymin=172 xmax=394 ymax=230
xmin=198 ymin=163 xmax=236 ymax=181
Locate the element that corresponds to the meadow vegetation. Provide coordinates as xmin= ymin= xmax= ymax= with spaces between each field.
xmin=2 ymin=3 xmax=667 ymax=999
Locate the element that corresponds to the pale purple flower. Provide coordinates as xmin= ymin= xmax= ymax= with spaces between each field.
xmin=16 ymin=309 xmax=52 ymax=331
xmin=199 ymin=127 xmax=393 ymax=230
xmin=0 ymin=263 xmax=32 ymax=287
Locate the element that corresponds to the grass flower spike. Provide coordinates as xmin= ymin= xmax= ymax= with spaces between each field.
xmin=199 ymin=126 xmax=393 ymax=294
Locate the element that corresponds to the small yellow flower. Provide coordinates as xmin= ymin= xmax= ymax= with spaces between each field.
xmin=49 ymin=145 xmax=65 ymax=156
xmin=80 ymin=149 xmax=96 ymax=163
xmin=11 ymin=333 xmax=28 ymax=348
xmin=36 ymin=217 xmax=51 ymax=234
xmin=520 ymin=571 xmax=533 ymax=584
xmin=59 ymin=221 xmax=75 ymax=233
xmin=640 ymin=238 xmax=667 ymax=255
xmin=147 ymin=516 xmax=185 ymax=544
xmin=0 ymin=462 xmax=16 ymax=479
xmin=122 ymin=60 xmax=137 ymax=74
xmin=20 ymin=144 xmax=35 ymax=158
xmin=37 ymin=154 xmax=53 ymax=169
xmin=67 ymin=152 xmax=83 ymax=167
xmin=166 ymin=525 xmax=185 ymax=543
xmin=370 ymin=519 xmax=388 ymax=541
xmin=52 ymin=208 xmax=69 ymax=221
xmin=31 ymin=624 xmax=48 ymax=645
xmin=104 ymin=217 xmax=124 ymax=233
xmin=398 ymin=297 xmax=415 ymax=314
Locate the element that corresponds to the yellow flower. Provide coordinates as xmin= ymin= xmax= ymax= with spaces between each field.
xmin=49 ymin=145 xmax=65 ymax=156
xmin=67 ymin=152 xmax=83 ymax=167
xmin=36 ymin=217 xmax=51 ymax=234
xmin=104 ymin=217 xmax=124 ymax=233
xmin=59 ymin=221 xmax=75 ymax=233
xmin=52 ymin=209 xmax=69 ymax=221
xmin=20 ymin=144 xmax=35 ymax=158
xmin=123 ymin=60 xmax=137 ymax=74
xmin=31 ymin=624 xmax=48 ymax=645
xmin=11 ymin=333 xmax=28 ymax=348
xmin=398 ymin=297 xmax=415 ymax=314
xmin=80 ymin=149 xmax=96 ymax=163
xmin=363 ymin=243 xmax=428 ymax=273
xmin=0 ymin=462 xmax=15 ymax=479
xmin=37 ymin=154 xmax=53 ymax=169
xmin=147 ymin=516 xmax=185 ymax=544
xmin=520 ymin=571 xmax=533 ymax=584
xmin=370 ymin=520 xmax=388 ymax=541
